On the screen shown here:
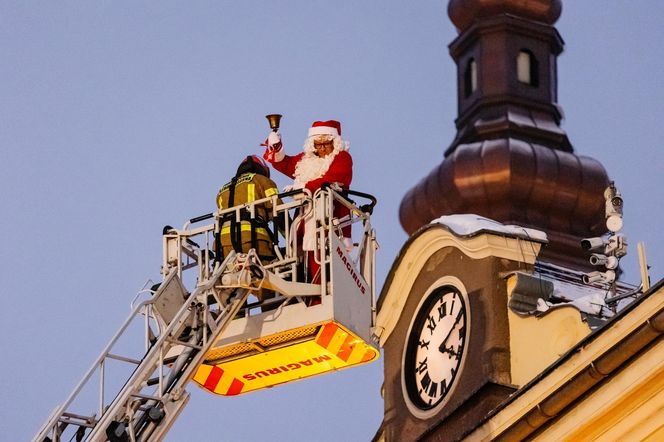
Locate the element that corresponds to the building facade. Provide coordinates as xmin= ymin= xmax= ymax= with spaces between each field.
xmin=374 ymin=1 xmax=663 ymax=440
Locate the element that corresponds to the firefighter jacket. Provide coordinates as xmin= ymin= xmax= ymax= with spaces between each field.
xmin=216 ymin=172 xmax=280 ymax=260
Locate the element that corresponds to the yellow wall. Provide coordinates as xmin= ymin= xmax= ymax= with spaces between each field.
xmin=533 ymin=338 xmax=664 ymax=441
xmin=508 ymin=307 xmax=591 ymax=387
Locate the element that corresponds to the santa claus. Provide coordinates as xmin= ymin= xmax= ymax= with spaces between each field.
xmin=263 ymin=120 xmax=353 ymax=283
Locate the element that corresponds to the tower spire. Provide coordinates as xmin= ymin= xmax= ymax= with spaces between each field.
xmin=399 ymin=0 xmax=610 ymax=269
xmin=447 ymin=0 xmax=569 ymax=154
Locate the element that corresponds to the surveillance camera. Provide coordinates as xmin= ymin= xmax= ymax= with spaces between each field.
xmin=604 ymin=183 xmax=623 ymax=232
xmin=589 ymin=254 xmax=619 ymax=269
xmin=604 ymin=182 xmax=621 ymax=202
xmin=582 ymin=271 xmax=602 ymax=284
xmin=582 ymin=270 xmax=615 ymax=285
xmin=605 ymin=234 xmax=628 ymax=258
xmin=606 ymin=198 xmax=623 ymax=215
xmin=606 ymin=214 xmax=623 ymax=233
xmin=581 ymin=237 xmax=606 ymax=251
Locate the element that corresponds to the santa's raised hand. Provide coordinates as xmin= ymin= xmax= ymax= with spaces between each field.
xmin=262 ymin=131 xmax=284 ymax=162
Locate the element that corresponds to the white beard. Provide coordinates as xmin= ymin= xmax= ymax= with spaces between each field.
xmin=293 ymin=151 xmax=339 ymax=186
xmin=292 ymin=149 xmax=342 ymax=251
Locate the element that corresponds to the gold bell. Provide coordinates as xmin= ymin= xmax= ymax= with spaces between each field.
xmin=265 ymin=114 xmax=282 ymax=131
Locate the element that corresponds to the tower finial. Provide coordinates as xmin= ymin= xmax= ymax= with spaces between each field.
xmin=448 ymin=0 xmax=562 ymax=32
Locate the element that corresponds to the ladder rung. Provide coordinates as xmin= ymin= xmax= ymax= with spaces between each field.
xmin=131 ymin=392 xmax=162 ymax=401
xmin=106 ymin=352 xmax=142 ymax=365
xmin=166 ymin=339 xmax=203 ymax=350
xmin=163 ymin=355 xmax=179 ymax=365
xmin=58 ymin=414 xmax=97 ymax=429
xmin=61 ymin=411 xmax=96 ymax=422
xmin=59 ymin=417 xmax=96 ymax=429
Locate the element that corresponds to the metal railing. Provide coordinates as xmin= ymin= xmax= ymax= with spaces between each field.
xmin=163 ymin=186 xmax=377 ymax=313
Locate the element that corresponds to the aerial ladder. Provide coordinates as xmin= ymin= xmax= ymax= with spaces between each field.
xmin=34 ymin=186 xmax=379 ymax=442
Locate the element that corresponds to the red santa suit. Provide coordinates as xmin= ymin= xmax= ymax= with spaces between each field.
xmin=264 ymin=120 xmax=353 ymax=282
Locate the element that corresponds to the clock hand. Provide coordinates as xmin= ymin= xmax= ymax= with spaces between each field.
xmin=440 ymin=345 xmax=460 ymax=358
xmin=438 ymin=307 xmax=464 ymax=353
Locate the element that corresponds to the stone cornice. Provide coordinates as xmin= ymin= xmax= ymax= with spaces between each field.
xmin=375 ymin=224 xmax=542 ymax=346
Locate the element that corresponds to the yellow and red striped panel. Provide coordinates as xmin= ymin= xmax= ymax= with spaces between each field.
xmin=315 ymin=323 xmax=378 ymax=364
xmin=194 ymin=365 xmax=245 ymax=396
xmin=193 ymin=321 xmax=379 ymax=396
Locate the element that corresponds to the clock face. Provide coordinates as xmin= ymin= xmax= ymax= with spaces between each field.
xmin=403 ymin=286 xmax=468 ymax=413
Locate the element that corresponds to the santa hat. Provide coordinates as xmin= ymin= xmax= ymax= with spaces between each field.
xmin=302 ymin=119 xmax=349 ymax=155
xmin=307 ymin=120 xmax=342 ymax=138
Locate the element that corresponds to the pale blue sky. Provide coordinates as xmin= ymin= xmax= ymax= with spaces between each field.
xmin=1 ymin=1 xmax=663 ymax=441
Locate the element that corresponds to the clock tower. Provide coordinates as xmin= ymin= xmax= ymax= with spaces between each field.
xmin=400 ymin=0 xmax=609 ymax=271
xmin=375 ymin=1 xmax=617 ymax=441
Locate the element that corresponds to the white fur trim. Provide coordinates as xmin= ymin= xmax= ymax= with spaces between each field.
xmin=303 ymin=134 xmax=348 ymax=154
xmin=308 ymin=126 xmax=339 ymax=137
xmin=293 ymin=150 xmax=338 ymax=184
xmin=302 ymin=211 xmax=317 ymax=251
xmin=343 ymin=237 xmax=354 ymax=252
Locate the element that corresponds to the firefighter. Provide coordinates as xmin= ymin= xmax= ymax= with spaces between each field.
xmin=216 ymin=155 xmax=283 ymax=311
xmin=216 ymin=155 xmax=281 ymax=262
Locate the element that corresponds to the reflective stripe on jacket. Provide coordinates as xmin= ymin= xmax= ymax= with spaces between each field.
xmin=216 ymin=173 xmax=280 ymax=259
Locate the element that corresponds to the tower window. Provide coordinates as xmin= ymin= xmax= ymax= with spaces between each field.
xmin=464 ymin=58 xmax=477 ymax=97
xmin=517 ymin=50 xmax=539 ymax=87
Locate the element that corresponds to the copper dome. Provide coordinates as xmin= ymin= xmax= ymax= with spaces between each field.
xmin=448 ymin=0 xmax=562 ymax=32
xmin=399 ymin=138 xmax=609 ymax=266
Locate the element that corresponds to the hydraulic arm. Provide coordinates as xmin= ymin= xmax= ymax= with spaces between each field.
xmin=34 ymin=253 xmax=253 ymax=442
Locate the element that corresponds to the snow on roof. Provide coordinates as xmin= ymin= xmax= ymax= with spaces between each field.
xmin=552 ymin=281 xmax=608 ymax=316
xmin=532 ymin=265 xmax=613 ymax=317
xmin=430 ymin=214 xmax=548 ymax=243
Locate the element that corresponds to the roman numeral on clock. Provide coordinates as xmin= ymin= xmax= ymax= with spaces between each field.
xmin=437 ymin=302 xmax=447 ymax=319
xmin=417 ymin=357 xmax=428 ymax=375
xmin=420 ymin=372 xmax=431 ymax=393
xmin=426 ymin=315 xmax=436 ymax=332
xmin=428 ymin=379 xmax=438 ymax=398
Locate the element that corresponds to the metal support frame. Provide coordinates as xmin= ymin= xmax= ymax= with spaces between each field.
xmin=34 ymin=255 xmax=251 ymax=442
xmin=34 ymin=186 xmax=378 ymax=442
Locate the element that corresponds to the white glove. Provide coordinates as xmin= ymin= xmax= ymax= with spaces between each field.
xmin=267 ymin=131 xmax=281 ymax=148
xmin=283 ymin=182 xmax=305 ymax=199
xmin=283 ymin=182 xmax=304 ymax=192
xmin=343 ymin=237 xmax=354 ymax=252
xmin=263 ymin=131 xmax=284 ymax=162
